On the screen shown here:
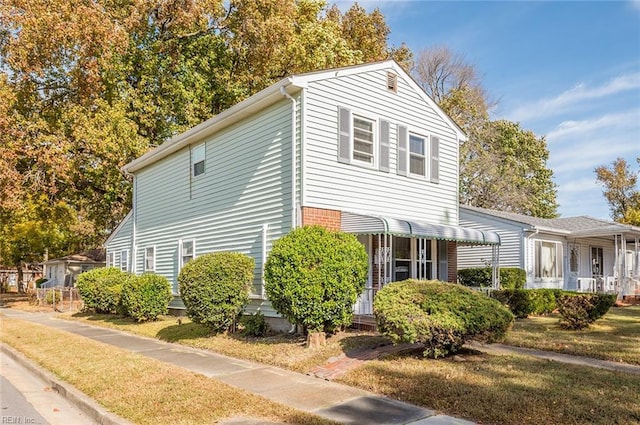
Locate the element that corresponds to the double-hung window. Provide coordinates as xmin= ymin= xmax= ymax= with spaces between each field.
xmin=352 ymin=116 xmax=375 ymax=165
xmin=108 ymin=252 xmax=115 ymax=268
xmin=409 ymin=134 xmax=426 ymax=176
xmin=180 ymin=240 xmax=195 ymax=269
xmin=145 ymin=246 xmax=155 ymax=272
xmin=192 ymin=143 xmax=205 ymax=177
xmin=338 ymin=107 xmax=386 ymax=170
xmin=120 ymin=250 xmax=129 ymax=272
xmin=535 ymin=241 xmax=563 ymax=279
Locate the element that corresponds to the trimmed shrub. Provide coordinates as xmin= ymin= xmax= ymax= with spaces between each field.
xmin=557 ymin=293 xmax=616 ymax=330
xmin=76 ymin=267 xmax=128 ymax=314
xmin=528 ymin=288 xmax=563 ymax=315
xmin=458 ymin=267 xmax=492 ymax=287
xmin=458 ymin=267 xmax=525 ymax=289
xmin=122 ymin=273 xmax=172 ymax=322
xmin=35 ymin=277 xmax=48 ymax=288
xmin=240 ymin=311 xmax=270 ymax=337
xmin=45 ymin=290 xmax=61 ymax=305
xmin=264 ymin=226 xmax=368 ymax=334
xmin=178 ymin=252 xmax=254 ymax=332
xmin=374 ymin=280 xmax=514 ymax=358
xmin=491 ymin=289 xmax=533 ymax=318
xmin=499 ymin=268 xmax=526 ymax=289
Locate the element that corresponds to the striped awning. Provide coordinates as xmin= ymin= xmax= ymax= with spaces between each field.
xmin=341 ymin=211 xmax=500 ymax=245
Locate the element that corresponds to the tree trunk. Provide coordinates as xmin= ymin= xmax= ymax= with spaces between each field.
xmin=16 ymin=262 xmax=24 ymax=293
xmin=306 ymin=331 xmax=326 ymax=349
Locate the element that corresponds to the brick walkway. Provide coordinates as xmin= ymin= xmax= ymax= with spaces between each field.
xmin=309 ymin=338 xmax=640 ymax=381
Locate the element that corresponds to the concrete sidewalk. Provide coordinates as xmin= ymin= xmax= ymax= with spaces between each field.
xmin=1 ymin=309 xmax=474 ymax=425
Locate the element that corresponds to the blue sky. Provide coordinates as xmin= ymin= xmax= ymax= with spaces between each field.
xmin=337 ymin=0 xmax=640 ymax=220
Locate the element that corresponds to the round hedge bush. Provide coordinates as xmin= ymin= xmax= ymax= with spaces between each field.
xmin=264 ymin=225 xmax=368 ymax=333
xmin=178 ymin=252 xmax=254 ymax=332
xmin=374 ymin=279 xmax=514 ymax=358
xmin=122 ymin=273 xmax=173 ymax=322
xmin=76 ymin=267 xmax=129 ymax=314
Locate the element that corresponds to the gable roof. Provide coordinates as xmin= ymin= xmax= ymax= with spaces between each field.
xmin=460 ymin=205 xmax=640 ymax=238
xmin=44 ymin=249 xmax=106 ymax=264
xmin=124 ymin=60 xmax=466 ymax=174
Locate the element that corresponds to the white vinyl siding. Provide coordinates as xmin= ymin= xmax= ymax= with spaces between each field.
xmin=132 ymin=100 xmax=293 ymax=311
xmin=458 ymin=212 xmax=524 ymax=270
xmin=105 ymin=212 xmax=133 ymax=271
xmin=305 ymin=68 xmax=459 ymax=224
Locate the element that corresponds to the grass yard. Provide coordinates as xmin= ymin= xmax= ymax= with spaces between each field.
xmin=63 ymin=312 xmax=388 ymax=373
xmin=505 ymin=306 xmax=640 ymax=365
xmin=338 ymin=347 xmax=640 ymax=425
xmin=0 ymin=316 xmax=335 ymax=425
xmin=57 ymin=306 xmax=640 ymax=425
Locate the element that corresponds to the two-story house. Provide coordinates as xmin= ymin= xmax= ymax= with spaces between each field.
xmin=105 ymin=60 xmax=499 ymax=326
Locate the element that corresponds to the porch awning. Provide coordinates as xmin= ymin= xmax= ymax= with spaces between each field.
xmin=341 ymin=212 xmax=500 ymax=245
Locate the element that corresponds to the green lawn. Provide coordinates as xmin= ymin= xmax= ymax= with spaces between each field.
xmin=504 ymin=306 xmax=640 ymax=365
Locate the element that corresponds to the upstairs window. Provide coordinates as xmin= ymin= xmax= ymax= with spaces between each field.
xmin=192 ymin=143 xmax=205 ymax=177
xmin=352 ymin=116 xmax=375 ymax=165
xmin=409 ymin=134 xmax=426 ymax=176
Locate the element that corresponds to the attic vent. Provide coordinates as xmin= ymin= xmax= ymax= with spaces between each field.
xmin=387 ymin=72 xmax=398 ymax=92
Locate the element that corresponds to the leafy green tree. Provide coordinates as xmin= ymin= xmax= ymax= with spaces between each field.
xmin=461 ymin=120 xmax=558 ymax=218
xmin=595 ymin=157 xmax=640 ymax=225
xmin=0 ymin=0 xmax=409 ymax=276
xmin=412 ymin=46 xmax=557 ymax=217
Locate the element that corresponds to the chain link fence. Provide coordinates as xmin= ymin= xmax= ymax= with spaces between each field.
xmin=35 ymin=287 xmax=83 ymax=312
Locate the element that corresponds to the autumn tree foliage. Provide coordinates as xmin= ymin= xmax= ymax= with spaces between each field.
xmin=595 ymin=157 xmax=640 ymax=225
xmin=0 ymin=0 xmax=405 ymax=274
xmin=412 ymin=46 xmax=558 ymax=218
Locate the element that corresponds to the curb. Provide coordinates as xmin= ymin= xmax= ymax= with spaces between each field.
xmin=1 ymin=343 xmax=133 ymax=425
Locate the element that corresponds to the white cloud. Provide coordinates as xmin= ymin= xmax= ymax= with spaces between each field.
xmin=546 ymin=110 xmax=640 ymax=140
xmin=509 ymin=72 xmax=640 ymax=122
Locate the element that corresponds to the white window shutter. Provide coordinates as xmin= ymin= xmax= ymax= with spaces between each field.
xmin=397 ymin=125 xmax=408 ymax=176
xmin=379 ymin=120 xmax=390 ymax=172
xmin=430 ymin=136 xmax=440 ymax=183
xmin=338 ymin=107 xmax=352 ymax=164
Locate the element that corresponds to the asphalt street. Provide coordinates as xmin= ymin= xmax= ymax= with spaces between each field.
xmin=0 ymin=351 xmax=96 ymax=425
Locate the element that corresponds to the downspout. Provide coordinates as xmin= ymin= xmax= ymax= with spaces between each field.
xmin=280 ymin=86 xmax=297 ymax=229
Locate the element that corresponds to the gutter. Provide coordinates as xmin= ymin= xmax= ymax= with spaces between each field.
xmin=280 ymin=86 xmax=297 ymax=229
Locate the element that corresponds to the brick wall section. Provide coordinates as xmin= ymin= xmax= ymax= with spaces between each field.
xmin=447 ymin=241 xmax=458 ymax=283
xmin=301 ymin=207 xmax=342 ymax=232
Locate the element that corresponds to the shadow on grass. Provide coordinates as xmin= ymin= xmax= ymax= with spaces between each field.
xmin=339 ymin=350 xmax=640 ymax=425
xmin=156 ymin=322 xmax=211 ymax=342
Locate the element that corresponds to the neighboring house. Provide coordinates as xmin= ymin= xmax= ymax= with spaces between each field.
xmin=458 ymin=205 xmax=640 ymax=297
xmin=105 ymin=60 xmax=499 ymax=324
xmin=42 ymin=249 xmax=106 ymax=287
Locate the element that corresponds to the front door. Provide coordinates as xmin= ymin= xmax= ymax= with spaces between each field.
xmin=568 ymin=244 xmax=579 ymax=290
xmin=591 ymin=247 xmax=604 ymax=291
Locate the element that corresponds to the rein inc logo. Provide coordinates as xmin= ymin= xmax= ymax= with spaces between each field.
xmin=1 ymin=417 xmax=36 ymax=424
